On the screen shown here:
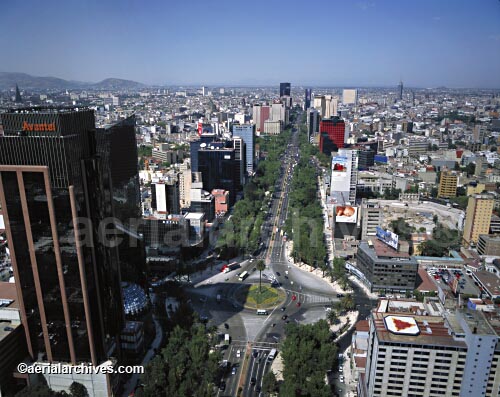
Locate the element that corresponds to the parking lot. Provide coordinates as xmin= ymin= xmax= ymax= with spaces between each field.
xmin=425 ymin=267 xmax=480 ymax=296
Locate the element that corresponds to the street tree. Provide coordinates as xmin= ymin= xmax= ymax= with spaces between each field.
xmin=256 ymin=259 xmax=266 ymax=293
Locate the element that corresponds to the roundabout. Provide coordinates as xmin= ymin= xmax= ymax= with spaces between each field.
xmin=234 ymin=283 xmax=286 ymax=310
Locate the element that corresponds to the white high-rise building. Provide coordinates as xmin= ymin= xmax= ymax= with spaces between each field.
xmin=343 ymin=89 xmax=358 ymax=105
xmin=360 ymin=299 xmax=500 ymax=397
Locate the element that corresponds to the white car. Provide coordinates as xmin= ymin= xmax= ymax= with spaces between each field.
xmin=339 ymin=376 xmax=345 ymax=383
xmin=236 ymin=349 xmax=241 ymax=358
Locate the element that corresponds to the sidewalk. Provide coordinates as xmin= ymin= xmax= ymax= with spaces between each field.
xmin=339 ymin=345 xmax=358 ymax=397
xmin=348 ymin=274 xmax=379 ymax=300
xmin=283 ymin=241 xmax=349 ymax=294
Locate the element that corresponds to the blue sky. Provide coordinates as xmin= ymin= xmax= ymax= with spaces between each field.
xmin=1 ymin=0 xmax=500 ymax=87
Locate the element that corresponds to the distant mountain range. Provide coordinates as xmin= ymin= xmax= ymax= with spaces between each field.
xmin=0 ymin=72 xmax=145 ymax=91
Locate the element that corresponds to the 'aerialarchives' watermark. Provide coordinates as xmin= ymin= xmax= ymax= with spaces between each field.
xmin=17 ymin=362 xmax=144 ymax=375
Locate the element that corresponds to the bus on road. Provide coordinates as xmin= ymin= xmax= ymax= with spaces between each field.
xmin=238 ymin=271 xmax=249 ymax=281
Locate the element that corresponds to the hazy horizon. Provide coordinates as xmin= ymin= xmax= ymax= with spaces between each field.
xmin=2 ymin=0 xmax=500 ymax=88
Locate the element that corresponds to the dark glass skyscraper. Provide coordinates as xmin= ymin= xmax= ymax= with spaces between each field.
xmin=304 ymin=88 xmax=312 ymax=110
xmin=398 ymin=80 xmax=403 ymax=100
xmin=0 ymin=108 xmax=124 ymax=366
xmin=197 ymin=143 xmax=238 ymax=205
xmin=279 ymin=82 xmax=291 ymax=97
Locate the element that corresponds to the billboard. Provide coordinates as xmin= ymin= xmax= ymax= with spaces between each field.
xmin=331 ymin=155 xmax=350 ymax=192
xmin=384 ymin=315 xmax=420 ymax=335
xmin=335 ymin=205 xmax=358 ymax=223
xmin=376 ymin=226 xmax=399 ymax=250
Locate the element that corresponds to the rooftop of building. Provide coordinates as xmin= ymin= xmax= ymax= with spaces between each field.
xmin=373 ymin=307 xmax=467 ymax=348
xmin=355 ymin=320 xmax=370 ymax=332
xmin=417 ymin=266 xmax=439 ymax=293
xmin=4 ymin=106 xmax=90 ymax=114
xmin=472 ymin=270 xmax=500 ymax=296
xmin=480 ymin=234 xmax=500 ymax=242
xmin=371 ymin=238 xmax=410 ymax=259
xmin=459 ymin=308 xmax=497 ymax=336
xmin=0 ymin=282 xmax=18 ymax=309
xmin=184 ymin=212 xmax=205 ymax=220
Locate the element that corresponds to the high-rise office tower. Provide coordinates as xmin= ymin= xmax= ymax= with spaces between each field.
xmin=463 ymin=194 xmax=494 ymax=246
xmin=319 ymin=117 xmax=347 ymax=154
xmin=252 ymin=104 xmax=271 ymax=133
xmin=313 ymin=95 xmax=326 ymax=117
xmin=233 ymin=124 xmax=254 ymax=175
xmin=306 ymin=108 xmax=319 ymax=137
xmin=361 ymin=199 xmax=383 ymax=240
xmin=279 ymin=82 xmax=291 ymax=97
xmin=473 ymin=125 xmax=486 ymax=144
xmin=304 ymin=88 xmax=312 ymax=110
xmin=342 ymin=89 xmax=358 ymax=105
xmin=0 ymin=108 xmax=124 ymax=369
xmin=14 ymin=84 xmax=22 ymax=103
xmin=197 ymin=143 xmax=238 ymax=205
xmin=397 ymin=80 xmax=403 ymax=100
xmin=232 ymin=137 xmax=245 ymax=188
xmin=96 ymin=116 xmax=145 ymax=286
xmin=151 ymin=179 xmax=180 ymax=215
xmin=271 ymin=101 xmax=287 ymax=124
xmin=190 ymin=133 xmax=217 ymax=172
xmin=437 ymin=170 xmax=458 ymax=198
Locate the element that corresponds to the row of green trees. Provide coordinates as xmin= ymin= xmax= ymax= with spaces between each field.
xmin=280 ymin=320 xmax=338 ymax=396
xmin=216 ymin=130 xmax=291 ymax=258
xmin=143 ymin=322 xmax=221 ymax=397
xmin=285 ymin=133 xmax=327 ymax=267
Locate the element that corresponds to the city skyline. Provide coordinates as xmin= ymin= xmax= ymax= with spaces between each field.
xmin=2 ymin=0 xmax=500 ymax=88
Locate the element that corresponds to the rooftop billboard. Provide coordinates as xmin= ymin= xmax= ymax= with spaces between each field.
xmin=376 ymin=226 xmax=399 ymax=250
xmin=335 ymin=205 xmax=358 ymax=223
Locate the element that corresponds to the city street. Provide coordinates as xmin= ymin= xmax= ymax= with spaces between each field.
xmin=185 ymin=121 xmax=346 ymax=396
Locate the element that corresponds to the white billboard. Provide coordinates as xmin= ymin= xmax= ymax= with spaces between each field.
xmin=376 ymin=226 xmax=399 ymax=250
xmin=330 ymin=155 xmax=350 ymax=192
xmin=335 ymin=206 xmax=358 ymax=223
xmin=384 ymin=315 xmax=420 ymax=335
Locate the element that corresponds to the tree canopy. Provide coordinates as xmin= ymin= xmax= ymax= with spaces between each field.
xmin=280 ymin=320 xmax=338 ymax=396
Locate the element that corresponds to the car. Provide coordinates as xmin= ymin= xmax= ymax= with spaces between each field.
xmin=224 ymin=323 xmax=229 ymax=329
xmin=253 ymin=350 xmax=258 ymax=358
xmin=281 ymin=306 xmax=286 ymax=311
xmin=336 ymin=293 xmax=344 ymax=298
xmin=219 ymin=381 xmax=226 ymax=391
xmin=339 ymin=376 xmax=344 ymax=383
xmin=231 ymin=366 xmax=237 ymax=375
xmin=339 ymin=366 xmax=343 ymax=372
xmin=282 ymin=315 xmax=288 ymax=320
xmin=255 ymin=385 xmax=261 ymax=392
xmin=199 ymin=297 xmax=207 ymax=302
xmin=250 ymin=377 xmax=257 ymax=385
xmin=272 ymin=323 xmax=276 ymax=327
xmin=236 ymin=349 xmax=241 ymax=358
xmin=291 ymin=295 xmax=297 ymax=301
xmin=296 ymin=302 xmax=301 ymax=307
xmin=276 ymin=272 xmax=281 ymax=276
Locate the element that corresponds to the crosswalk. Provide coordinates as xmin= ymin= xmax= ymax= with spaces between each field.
xmin=283 ymin=289 xmax=337 ymax=304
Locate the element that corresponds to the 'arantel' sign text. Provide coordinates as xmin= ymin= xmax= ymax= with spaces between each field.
xmin=22 ymin=122 xmax=56 ymax=132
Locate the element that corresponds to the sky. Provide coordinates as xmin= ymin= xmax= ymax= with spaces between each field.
xmin=1 ymin=0 xmax=500 ymax=88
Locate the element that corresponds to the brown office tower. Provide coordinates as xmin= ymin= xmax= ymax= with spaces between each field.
xmin=0 ymin=108 xmax=124 ymax=367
